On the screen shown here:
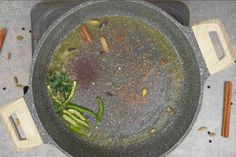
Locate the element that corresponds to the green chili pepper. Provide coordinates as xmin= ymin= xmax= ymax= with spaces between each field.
xmin=62 ymin=114 xmax=77 ymax=126
xmin=69 ymin=125 xmax=87 ymax=136
xmin=96 ymin=96 xmax=104 ymax=123
xmin=47 ymin=85 xmax=62 ymax=105
xmin=64 ymin=103 xmax=97 ymax=119
xmin=63 ymin=110 xmax=89 ymax=128
xmin=62 ymin=81 xmax=77 ymax=105
xmin=51 ymin=75 xmax=63 ymax=88
xmin=68 ymin=109 xmax=87 ymax=121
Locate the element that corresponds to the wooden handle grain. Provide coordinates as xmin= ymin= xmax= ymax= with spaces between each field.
xmin=0 ymin=28 xmax=7 ymax=51
xmin=192 ymin=20 xmax=235 ymax=75
xmin=221 ymin=81 xmax=232 ymax=138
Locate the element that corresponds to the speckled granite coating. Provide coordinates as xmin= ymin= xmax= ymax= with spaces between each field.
xmin=0 ymin=1 xmax=236 ymax=157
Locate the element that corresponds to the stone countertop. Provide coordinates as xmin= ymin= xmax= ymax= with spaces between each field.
xmin=0 ymin=1 xmax=235 ymax=157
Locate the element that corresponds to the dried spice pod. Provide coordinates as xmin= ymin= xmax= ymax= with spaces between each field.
xmin=166 ymin=106 xmax=175 ymax=114
xmin=6 ymin=52 xmax=11 ymax=60
xmin=209 ymin=132 xmax=216 ymax=137
xmin=99 ymin=20 xmax=109 ymax=29
xmin=100 ymin=36 xmax=109 ymax=53
xmin=16 ymin=35 xmax=24 ymax=41
xmin=13 ymin=76 xmax=18 ymax=84
xmin=16 ymin=84 xmax=24 ymax=88
xmin=149 ymin=128 xmax=157 ymax=134
xmin=141 ymin=87 xmax=148 ymax=98
xmin=88 ymin=19 xmax=102 ymax=25
xmin=198 ymin=127 xmax=207 ymax=132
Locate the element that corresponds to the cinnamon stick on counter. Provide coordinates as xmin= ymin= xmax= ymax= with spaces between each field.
xmin=221 ymin=81 xmax=232 ymax=138
xmin=0 ymin=28 xmax=7 ymax=52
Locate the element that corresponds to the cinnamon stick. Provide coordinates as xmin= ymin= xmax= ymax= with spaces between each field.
xmin=221 ymin=81 xmax=232 ymax=138
xmin=79 ymin=24 xmax=92 ymax=44
xmin=0 ymin=28 xmax=7 ymax=52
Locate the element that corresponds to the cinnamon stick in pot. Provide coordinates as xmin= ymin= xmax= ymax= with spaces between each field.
xmin=221 ymin=81 xmax=232 ymax=138
xmin=79 ymin=24 xmax=92 ymax=44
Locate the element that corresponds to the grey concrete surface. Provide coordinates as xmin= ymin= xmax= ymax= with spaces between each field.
xmin=0 ymin=1 xmax=235 ymax=157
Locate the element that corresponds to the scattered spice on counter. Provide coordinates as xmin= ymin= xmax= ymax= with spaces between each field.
xmin=0 ymin=28 xmax=7 ymax=52
xmin=208 ymin=132 xmax=216 ymax=137
xmin=16 ymin=35 xmax=24 ymax=41
xmin=198 ymin=127 xmax=207 ymax=132
xmin=221 ymin=81 xmax=232 ymax=138
xmin=13 ymin=76 xmax=18 ymax=84
xmin=6 ymin=52 xmax=11 ymax=60
xmin=16 ymin=84 xmax=24 ymax=88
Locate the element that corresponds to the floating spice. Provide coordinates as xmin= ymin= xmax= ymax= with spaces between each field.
xmin=99 ymin=20 xmax=109 ymax=29
xmin=100 ymin=36 xmax=109 ymax=53
xmin=198 ymin=127 xmax=207 ymax=132
xmin=88 ymin=19 xmax=102 ymax=26
xmin=166 ymin=106 xmax=175 ymax=114
xmin=141 ymin=87 xmax=148 ymax=98
xmin=105 ymin=92 xmax=113 ymax=97
xmin=149 ymin=128 xmax=157 ymax=134
xmin=68 ymin=47 xmax=76 ymax=52
xmin=99 ymin=50 xmax=105 ymax=55
xmin=115 ymin=34 xmax=126 ymax=42
xmin=159 ymin=60 xmax=166 ymax=66
xmin=16 ymin=35 xmax=24 ymax=41
xmin=79 ymin=24 xmax=92 ymax=44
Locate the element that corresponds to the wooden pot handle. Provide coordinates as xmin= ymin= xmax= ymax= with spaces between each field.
xmin=192 ymin=19 xmax=235 ymax=75
xmin=0 ymin=97 xmax=43 ymax=151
